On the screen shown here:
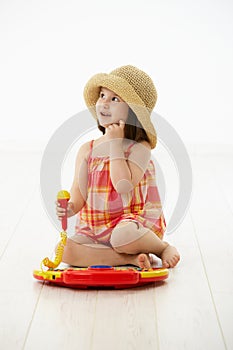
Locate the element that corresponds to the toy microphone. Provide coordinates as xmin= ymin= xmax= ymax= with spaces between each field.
xmin=57 ymin=190 xmax=70 ymax=231
xmin=41 ymin=190 xmax=71 ymax=270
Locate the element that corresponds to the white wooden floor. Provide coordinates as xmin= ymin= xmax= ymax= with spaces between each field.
xmin=0 ymin=145 xmax=233 ymax=350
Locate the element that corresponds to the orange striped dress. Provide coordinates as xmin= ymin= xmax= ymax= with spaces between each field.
xmin=75 ymin=140 xmax=166 ymax=245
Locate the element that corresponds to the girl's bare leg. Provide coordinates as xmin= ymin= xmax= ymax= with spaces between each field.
xmin=110 ymin=222 xmax=180 ymax=268
xmin=60 ymin=239 xmax=151 ymax=269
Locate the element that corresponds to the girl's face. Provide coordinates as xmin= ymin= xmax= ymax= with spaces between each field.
xmin=96 ymin=87 xmax=129 ymax=127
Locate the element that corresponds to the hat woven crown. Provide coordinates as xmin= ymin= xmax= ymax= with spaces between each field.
xmin=110 ymin=65 xmax=157 ymax=111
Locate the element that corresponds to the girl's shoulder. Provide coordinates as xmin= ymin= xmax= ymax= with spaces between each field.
xmin=137 ymin=140 xmax=151 ymax=150
xmin=129 ymin=140 xmax=151 ymax=154
xmin=76 ymin=140 xmax=93 ymax=162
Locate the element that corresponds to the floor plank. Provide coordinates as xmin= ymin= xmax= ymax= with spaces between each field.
xmin=155 ymin=213 xmax=226 ymax=350
xmin=92 ymin=286 xmax=159 ymax=350
xmin=0 ymin=185 xmax=56 ymax=349
xmin=24 ymin=287 xmax=98 ymax=350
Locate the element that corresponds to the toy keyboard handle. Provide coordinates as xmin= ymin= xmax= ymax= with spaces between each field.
xmin=57 ymin=190 xmax=70 ymax=231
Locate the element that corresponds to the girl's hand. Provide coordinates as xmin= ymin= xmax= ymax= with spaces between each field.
xmin=104 ymin=119 xmax=125 ymax=140
xmin=55 ymin=201 xmax=75 ymax=220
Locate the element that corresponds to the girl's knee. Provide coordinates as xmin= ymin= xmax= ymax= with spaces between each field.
xmin=110 ymin=221 xmax=146 ymax=251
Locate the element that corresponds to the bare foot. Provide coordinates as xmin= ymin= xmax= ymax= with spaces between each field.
xmin=161 ymin=245 xmax=180 ymax=268
xmin=137 ymin=253 xmax=151 ymax=270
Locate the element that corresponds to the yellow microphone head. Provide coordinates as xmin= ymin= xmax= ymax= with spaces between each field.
xmin=57 ymin=190 xmax=70 ymax=200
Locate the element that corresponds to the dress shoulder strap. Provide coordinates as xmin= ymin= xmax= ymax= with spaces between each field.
xmin=86 ymin=140 xmax=94 ymax=164
xmin=90 ymin=139 xmax=94 ymax=151
xmin=126 ymin=142 xmax=135 ymax=152
xmin=125 ymin=142 xmax=135 ymax=156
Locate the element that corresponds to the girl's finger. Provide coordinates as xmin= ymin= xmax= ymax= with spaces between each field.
xmin=56 ymin=209 xmax=65 ymax=214
xmin=119 ymin=120 xmax=125 ymax=128
xmin=57 ymin=207 xmax=65 ymax=212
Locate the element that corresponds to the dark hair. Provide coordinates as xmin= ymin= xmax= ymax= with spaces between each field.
xmin=97 ymin=108 xmax=150 ymax=144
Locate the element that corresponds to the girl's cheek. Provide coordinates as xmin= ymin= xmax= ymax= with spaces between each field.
xmin=96 ymin=103 xmax=101 ymax=112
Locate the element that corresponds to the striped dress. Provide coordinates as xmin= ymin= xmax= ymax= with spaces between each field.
xmin=75 ymin=140 xmax=166 ymax=244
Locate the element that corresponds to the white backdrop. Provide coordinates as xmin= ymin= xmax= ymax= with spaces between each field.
xmin=0 ymin=0 xmax=232 ymax=148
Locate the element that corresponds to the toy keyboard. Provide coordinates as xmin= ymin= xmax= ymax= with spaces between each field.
xmin=33 ymin=265 xmax=169 ymax=289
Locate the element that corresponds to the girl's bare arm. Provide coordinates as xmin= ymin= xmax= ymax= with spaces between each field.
xmin=69 ymin=141 xmax=90 ymax=213
xmin=110 ymin=140 xmax=151 ymax=194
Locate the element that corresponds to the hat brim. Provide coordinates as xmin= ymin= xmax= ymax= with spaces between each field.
xmin=83 ymin=73 xmax=157 ymax=148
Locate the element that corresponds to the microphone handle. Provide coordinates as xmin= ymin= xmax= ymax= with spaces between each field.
xmin=58 ymin=198 xmax=68 ymax=231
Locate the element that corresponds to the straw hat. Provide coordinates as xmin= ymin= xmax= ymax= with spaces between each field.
xmin=83 ymin=65 xmax=157 ymax=148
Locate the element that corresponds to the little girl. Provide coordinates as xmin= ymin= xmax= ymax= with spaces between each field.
xmin=56 ymin=65 xmax=180 ymax=269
